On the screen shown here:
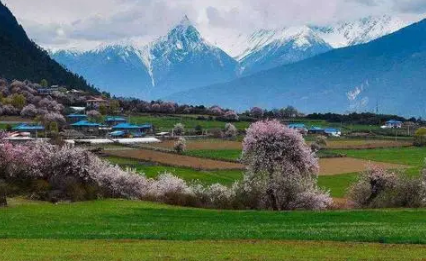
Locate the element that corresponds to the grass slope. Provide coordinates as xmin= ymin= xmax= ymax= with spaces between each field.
xmin=332 ymin=147 xmax=426 ymax=175
xmin=106 ymin=156 xmax=242 ymax=185
xmin=2 ymin=199 xmax=426 ymax=244
xmin=130 ymin=115 xmax=251 ymax=131
xmin=1 ymin=239 xmax=426 ymax=261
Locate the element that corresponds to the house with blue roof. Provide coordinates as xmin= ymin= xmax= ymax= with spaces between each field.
xmin=110 ymin=123 xmax=152 ymax=137
xmin=105 ymin=116 xmax=127 ymax=126
xmin=71 ymin=120 xmax=103 ymax=135
xmin=308 ymin=127 xmax=325 ymax=135
xmin=324 ymin=128 xmax=342 ymax=137
xmin=67 ymin=114 xmax=88 ymax=124
xmin=288 ymin=123 xmax=307 ymax=134
xmin=13 ymin=123 xmax=45 ymax=133
xmin=385 ymin=120 xmax=403 ymax=129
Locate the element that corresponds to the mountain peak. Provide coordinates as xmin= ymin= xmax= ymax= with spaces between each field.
xmin=179 ymin=15 xmax=192 ymax=27
xmin=166 ymin=15 xmax=202 ymax=44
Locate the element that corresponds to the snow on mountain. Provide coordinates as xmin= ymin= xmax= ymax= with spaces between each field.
xmin=51 ymin=16 xmax=239 ymax=99
xmin=51 ymin=15 xmax=409 ymax=98
xmin=312 ymin=15 xmax=407 ymax=48
xmin=208 ymin=15 xmax=408 ymax=75
xmin=168 ymin=18 xmax=426 ymax=117
xmin=236 ymin=26 xmax=333 ymax=74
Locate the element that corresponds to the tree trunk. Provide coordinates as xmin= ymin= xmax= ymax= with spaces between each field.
xmin=267 ymin=188 xmax=278 ymax=211
xmin=0 ymin=189 xmax=7 ymax=208
xmin=267 ymin=169 xmax=278 ymax=211
xmin=0 ymin=179 xmax=7 ymax=207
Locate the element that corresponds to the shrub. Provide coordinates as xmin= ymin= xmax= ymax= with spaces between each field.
xmin=195 ymin=125 xmax=203 ymax=135
xmin=414 ymin=128 xmax=426 ymax=146
xmin=223 ymin=123 xmax=238 ymax=139
xmin=250 ymin=107 xmax=264 ymax=118
xmin=173 ymin=123 xmax=185 ymax=136
xmin=348 ymin=166 xmax=426 ymax=209
xmin=311 ymin=135 xmax=328 ymax=152
xmin=174 ymin=137 xmax=187 ymax=154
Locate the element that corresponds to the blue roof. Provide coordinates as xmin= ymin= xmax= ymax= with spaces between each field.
xmin=71 ymin=120 xmax=101 ymax=127
xmin=288 ymin=123 xmax=306 ymax=128
xmin=309 ymin=127 xmax=324 ymax=131
xmin=386 ymin=120 xmax=402 ymax=124
xmin=67 ymin=114 xmax=88 ymax=118
xmin=105 ymin=116 xmax=127 ymax=122
xmin=112 ymin=123 xmax=150 ymax=130
xmin=325 ymin=128 xmax=340 ymax=133
xmin=13 ymin=124 xmax=45 ymax=131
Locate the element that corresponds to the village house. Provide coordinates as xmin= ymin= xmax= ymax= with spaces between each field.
xmin=86 ymin=97 xmax=109 ymax=109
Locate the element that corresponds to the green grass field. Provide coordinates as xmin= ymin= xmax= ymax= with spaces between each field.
xmin=2 ymin=199 xmax=426 ymax=244
xmin=318 ymin=173 xmax=358 ymax=198
xmin=2 ymin=239 xmax=426 ymax=261
xmin=129 ymin=115 xmax=251 ymax=131
xmin=106 ymin=156 xmax=243 ymax=185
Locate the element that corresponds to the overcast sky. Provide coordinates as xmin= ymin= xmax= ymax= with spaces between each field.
xmin=3 ymin=0 xmax=426 ymax=51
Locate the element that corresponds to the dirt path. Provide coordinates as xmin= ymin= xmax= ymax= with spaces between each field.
xmin=149 ymin=139 xmax=242 ymax=150
xmin=319 ymin=158 xmax=406 ymax=176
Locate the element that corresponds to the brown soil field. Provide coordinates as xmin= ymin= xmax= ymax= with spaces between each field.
xmin=149 ymin=139 xmax=242 ymax=150
xmin=319 ymin=158 xmax=406 ymax=176
xmin=105 ymin=148 xmax=406 ymax=175
xmin=148 ymin=138 xmax=411 ymax=152
xmin=104 ymin=149 xmax=244 ymax=170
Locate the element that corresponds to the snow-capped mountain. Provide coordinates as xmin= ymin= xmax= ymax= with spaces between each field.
xmin=147 ymin=16 xmax=239 ymax=98
xmin=235 ymin=27 xmax=333 ymax=74
xmin=51 ymin=15 xmax=409 ymax=98
xmin=312 ymin=15 xmax=407 ymax=48
xmin=168 ymin=17 xmax=426 ymax=117
xmin=52 ymin=16 xmax=239 ymax=99
xmin=212 ymin=15 xmax=407 ymax=75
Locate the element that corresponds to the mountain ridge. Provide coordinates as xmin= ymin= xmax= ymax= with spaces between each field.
xmin=0 ymin=1 xmax=98 ymax=93
xmin=167 ymin=18 xmax=426 ymax=117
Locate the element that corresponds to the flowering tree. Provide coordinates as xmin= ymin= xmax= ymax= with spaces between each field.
xmin=150 ymin=103 xmax=161 ymax=113
xmin=21 ymin=104 xmax=38 ymax=118
xmin=40 ymin=112 xmax=66 ymax=128
xmin=209 ymin=106 xmax=223 ymax=116
xmin=223 ymin=110 xmax=239 ymax=121
xmin=173 ymin=123 xmax=185 ymax=136
xmin=160 ymin=102 xmax=177 ymax=114
xmin=250 ymin=107 xmax=264 ymax=118
xmin=223 ymin=123 xmax=238 ymax=139
xmin=87 ymin=110 xmax=102 ymax=122
xmin=241 ymin=120 xmax=330 ymax=210
xmin=174 ymin=137 xmax=187 ymax=154
xmin=1 ymin=105 xmax=19 ymax=116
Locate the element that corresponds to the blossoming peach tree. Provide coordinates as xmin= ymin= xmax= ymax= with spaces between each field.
xmin=241 ymin=120 xmax=331 ymax=210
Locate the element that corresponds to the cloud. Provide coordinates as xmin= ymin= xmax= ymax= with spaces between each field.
xmin=392 ymin=0 xmax=426 ymax=14
xmin=2 ymin=0 xmax=425 ymax=50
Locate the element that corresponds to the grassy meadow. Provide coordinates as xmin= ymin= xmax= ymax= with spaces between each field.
xmin=2 ymin=199 xmax=426 ymax=244
xmin=2 ymin=239 xmax=426 ymax=261
xmin=2 ymin=115 xmax=426 ymax=260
